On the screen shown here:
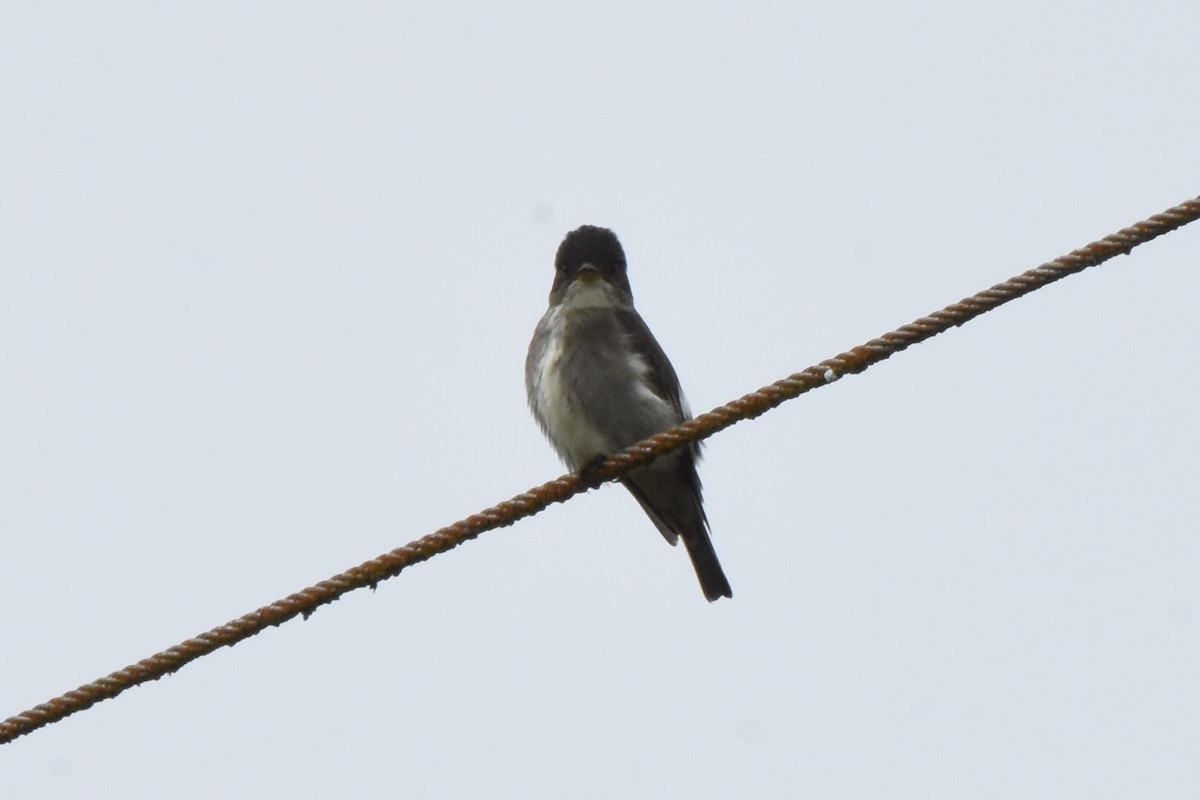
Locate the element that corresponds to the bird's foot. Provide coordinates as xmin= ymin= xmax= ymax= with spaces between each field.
xmin=577 ymin=455 xmax=610 ymax=489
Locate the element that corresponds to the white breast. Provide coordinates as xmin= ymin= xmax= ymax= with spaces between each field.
xmin=528 ymin=305 xmax=612 ymax=469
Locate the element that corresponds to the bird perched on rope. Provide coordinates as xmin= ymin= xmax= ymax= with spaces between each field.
xmin=525 ymin=225 xmax=732 ymax=601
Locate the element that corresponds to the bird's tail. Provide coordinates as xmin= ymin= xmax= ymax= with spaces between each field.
xmin=681 ymin=528 xmax=733 ymax=602
xmin=621 ymin=460 xmax=733 ymax=603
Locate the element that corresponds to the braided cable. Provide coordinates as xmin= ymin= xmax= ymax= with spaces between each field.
xmin=2 ymin=195 xmax=1197 ymax=746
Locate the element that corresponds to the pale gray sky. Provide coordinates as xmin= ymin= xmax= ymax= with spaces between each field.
xmin=3 ymin=3 xmax=1199 ymax=797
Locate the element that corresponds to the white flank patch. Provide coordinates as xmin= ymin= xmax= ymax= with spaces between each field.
xmin=626 ymin=349 xmax=675 ymax=418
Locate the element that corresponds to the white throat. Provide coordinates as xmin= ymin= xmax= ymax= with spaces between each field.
xmin=561 ymin=278 xmax=624 ymax=311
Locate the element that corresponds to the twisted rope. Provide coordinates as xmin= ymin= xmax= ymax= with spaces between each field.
xmin=3 ymin=195 xmax=1197 ymax=746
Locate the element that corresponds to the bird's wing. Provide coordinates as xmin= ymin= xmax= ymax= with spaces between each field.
xmin=613 ymin=308 xmax=688 ymax=419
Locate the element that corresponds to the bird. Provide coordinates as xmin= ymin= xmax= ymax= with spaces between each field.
xmin=525 ymin=225 xmax=732 ymax=601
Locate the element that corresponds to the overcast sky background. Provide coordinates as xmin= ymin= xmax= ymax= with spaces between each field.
xmin=3 ymin=3 xmax=1199 ymax=798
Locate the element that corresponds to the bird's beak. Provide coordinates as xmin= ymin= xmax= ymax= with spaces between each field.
xmin=576 ymin=263 xmax=601 ymax=281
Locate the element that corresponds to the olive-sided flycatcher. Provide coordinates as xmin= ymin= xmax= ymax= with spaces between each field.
xmin=525 ymin=225 xmax=732 ymax=601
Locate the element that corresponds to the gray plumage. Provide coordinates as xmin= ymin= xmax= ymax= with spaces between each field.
xmin=525 ymin=225 xmax=732 ymax=601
